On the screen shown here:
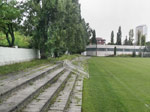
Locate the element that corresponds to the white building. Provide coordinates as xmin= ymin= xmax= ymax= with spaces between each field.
xmin=135 ymin=25 xmax=148 ymax=45
xmin=86 ymin=45 xmax=145 ymax=57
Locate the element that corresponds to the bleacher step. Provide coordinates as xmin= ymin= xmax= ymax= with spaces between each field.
xmin=66 ymin=76 xmax=83 ymax=112
xmin=0 ymin=67 xmax=65 ymax=112
xmin=22 ymin=71 xmax=71 ymax=112
xmin=0 ymin=64 xmax=62 ymax=101
xmin=48 ymin=74 xmax=77 ymax=112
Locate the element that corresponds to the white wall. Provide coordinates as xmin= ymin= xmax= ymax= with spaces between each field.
xmin=86 ymin=45 xmax=145 ymax=57
xmin=0 ymin=47 xmax=40 ymax=66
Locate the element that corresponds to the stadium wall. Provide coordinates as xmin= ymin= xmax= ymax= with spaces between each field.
xmin=0 ymin=47 xmax=40 ymax=66
xmin=86 ymin=45 xmax=145 ymax=56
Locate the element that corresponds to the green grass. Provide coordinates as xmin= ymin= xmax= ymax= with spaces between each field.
xmin=0 ymin=59 xmax=50 ymax=76
xmin=49 ymin=54 xmax=80 ymax=62
xmin=0 ymin=54 xmax=80 ymax=76
xmin=83 ymin=57 xmax=150 ymax=112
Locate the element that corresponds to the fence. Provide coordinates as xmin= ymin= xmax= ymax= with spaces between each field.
xmin=0 ymin=47 xmax=40 ymax=66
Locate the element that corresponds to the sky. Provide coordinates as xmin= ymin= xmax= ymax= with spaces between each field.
xmin=79 ymin=0 xmax=150 ymax=43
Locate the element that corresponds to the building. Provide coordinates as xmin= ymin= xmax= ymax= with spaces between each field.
xmin=135 ymin=25 xmax=148 ymax=45
xmin=86 ymin=45 xmax=146 ymax=56
xmin=96 ymin=38 xmax=106 ymax=45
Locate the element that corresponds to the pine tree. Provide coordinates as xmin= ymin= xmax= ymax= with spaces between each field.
xmin=129 ymin=29 xmax=134 ymax=45
xmin=91 ymin=30 xmax=97 ymax=45
xmin=137 ymin=31 xmax=141 ymax=45
xmin=116 ymin=26 xmax=122 ymax=45
xmin=111 ymin=31 xmax=114 ymax=45
xmin=124 ymin=36 xmax=128 ymax=45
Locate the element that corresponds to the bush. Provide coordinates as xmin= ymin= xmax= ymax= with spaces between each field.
xmin=114 ymin=47 xmax=117 ymax=56
xmin=132 ymin=51 xmax=136 ymax=57
xmin=0 ymin=31 xmax=32 ymax=48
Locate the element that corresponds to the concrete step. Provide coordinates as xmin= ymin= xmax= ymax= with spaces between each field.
xmin=0 ymin=63 xmax=63 ymax=101
xmin=0 ymin=63 xmax=52 ymax=81
xmin=0 ymin=67 xmax=65 ymax=112
xmin=0 ymin=63 xmax=50 ymax=81
xmin=66 ymin=76 xmax=83 ymax=112
xmin=0 ymin=64 xmax=51 ymax=91
xmin=48 ymin=74 xmax=77 ymax=112
xmin=22 ymin=71 xmax=71 ymax=112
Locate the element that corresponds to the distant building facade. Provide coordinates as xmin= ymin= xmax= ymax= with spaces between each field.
xmin=86 ymin=45 xmax=146 ymax=57
xmin=135 ymin=25 xmax=148 ymax=45
xmin=96 ymin=38 xmax=106 ymax=45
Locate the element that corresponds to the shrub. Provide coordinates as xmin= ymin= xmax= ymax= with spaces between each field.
xmin=114 ymin=47 xmax=117 ymax=56
xmin=132 ymin=51 xmax=136 ymax=57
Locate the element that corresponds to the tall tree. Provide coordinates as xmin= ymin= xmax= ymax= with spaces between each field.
xmin=137 ymin=30 xmax=141 ymax=45
xmin=116 ymin=26 xmax=122 ymax=45
xmin=129 ymin=29 xmax=134 ymax=45
xmin=141 ymin=35 xmax=146 ymax=46
xmin=22 ymin=0 xmax=91 ymax=58
xmin=111 ymin=31 xmax=114 ymax=45
xmin=91 ymin=30 xmax=97 ymax=45
xmin=0 ymin=0 xmax=21 ymax=47
xmin=124 ymin=36 xmax=129 ymax=45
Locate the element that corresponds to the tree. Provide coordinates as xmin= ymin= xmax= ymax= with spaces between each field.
xmin=91 ymin=30 xmax=97 ymax=45
xmin=116 ymin=26 xmax=122 ymax=45
xmin=124 ymin=36 xmax=128 ymax=45
xmin=111 ymin=31 xmax=114 ymax=45
xmin=129 ymin=29 xmax=134 ymax=45
xmin=137 ymin=30 xmax=141 ymax=45
xmin=0 ymin=0 xmax=21 ymax=47
xmin=146 ymin=41 xmax=150 ymax=46
xmin=22 ymin=0 xmax=91 ymax=58
xmin=141 ymin=35 xmax=146 ymax=46
xmin=114 ymin=47 xmax=116 ymax=56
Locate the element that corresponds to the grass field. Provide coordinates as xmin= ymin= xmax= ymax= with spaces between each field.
xmin=83 ymin=57 xmax=150 ymax=112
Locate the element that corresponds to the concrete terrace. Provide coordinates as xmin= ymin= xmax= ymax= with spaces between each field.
xmin=0 ymin=57 xmax=88 ymax=112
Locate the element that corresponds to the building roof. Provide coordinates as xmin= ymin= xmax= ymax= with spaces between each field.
xmin=96 ymin=37 xmax=106 ymax=41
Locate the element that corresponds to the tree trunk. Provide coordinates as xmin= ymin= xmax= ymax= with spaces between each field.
xmin=40 ymin=48 xmax=47 ymax=59
xmin=8 ymin=24 xmax=15 ymax=47
xmin=5 ymin=32 xmax=11 ymax=47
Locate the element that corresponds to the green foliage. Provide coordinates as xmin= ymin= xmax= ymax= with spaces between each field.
xmin=14 ymin=32 xmax=31 ymax=48
xmin=0 ymin=0 xmax=21 ymax=47
xmin=0 ymin=59 xmax=50 ymax=76
xmin=137 ymin=31 xmax=141 ymax=45
xmin=137 ymin=30 xmax=146 ymax=46
xmin=111 ymin=31 xmax=114 ymax=45
xmin=49 ymin=54 xmax=80 ymax=61
xmin=114 ymin=47 xmax=116 ymax=56
xmin=141 ymin=35 xmax=146 ymax=46
xmin=146 ymin=41 xmax=150 ymax=46
xmin=129 ymin=29 xmax=134 ymax=45
xmin=0 ymin=31 xmax=31 ymax=48
xmin=0 ymin=32 xmax=8 ymax=46
xmin=22 ymin=0 xmax=91 ymax=58
xmin=124 ymin=36 xmax=129 ymax=45
xmin=116 ymin=26 xmax=122 ymax=45
xmin=132 ymin=51 xmax=136 ymax=57
xmin=91 ymin=30 xmax=97 ymax=45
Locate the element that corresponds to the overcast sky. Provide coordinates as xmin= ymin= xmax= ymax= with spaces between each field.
xmin=79 ymin=0 xmax=150 ymax=43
